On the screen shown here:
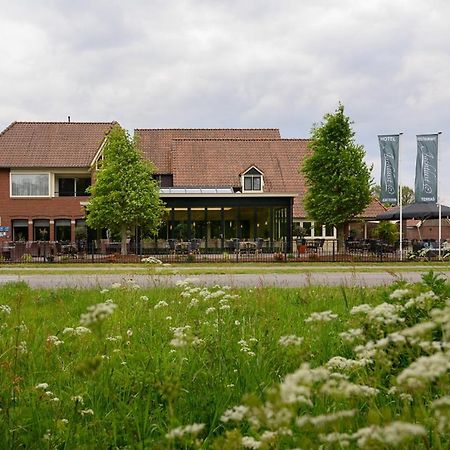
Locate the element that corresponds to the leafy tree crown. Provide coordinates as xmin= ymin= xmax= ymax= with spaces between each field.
xmin=86 ymin=125 xmax=164 ymax=236
xmin=301 ymin=104 xmax=372 ymax=227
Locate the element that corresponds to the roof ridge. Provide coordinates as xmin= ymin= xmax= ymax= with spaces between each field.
xmin=170 ymin=138 xmax=308 ymax=142
xmin=134 ymin=128 xmax=281 ymax=131
xmin=0 ymin=121 xmax=18 ymax=138
xmin=12 ymin=121 xmax=117 ymax=125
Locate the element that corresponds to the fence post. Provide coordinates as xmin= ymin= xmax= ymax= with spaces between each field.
xmin=91 ymin=242 xmax=94 ymax=262
xmin=332 ymin=240 xmax=336 ymax=262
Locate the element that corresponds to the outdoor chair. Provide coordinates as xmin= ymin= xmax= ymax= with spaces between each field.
xmin=255 ymin=238 xmax=264 ymax=254
xmin=190 ymin=238 xmax=201 ymax=254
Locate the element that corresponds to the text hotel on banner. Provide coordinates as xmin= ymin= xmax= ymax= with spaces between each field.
xmin=415 ymin=134 xmax=438 ymax=203
xmin=378 ymin=135 xmax=399 ymax=204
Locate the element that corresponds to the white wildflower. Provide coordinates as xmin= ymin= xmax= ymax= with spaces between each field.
xmin=352 ymin=421 xmax=426 ymax=448
xmin=432 ymin=396 xmax=450 ymax=433
xmin=320 ymin=377 xmax=379 ymax=399
xmin=219 ymin=304 xmax=231 ymax=310
xmin=241 ymin=436 xmax=261 ymax=449
xmin=220 ymin=405 xmax=249 ymax=423
xmin=79 ymin=301 xmax=117 ymax=327
xmin=297 ymin=409 xmax=356 ymax=428
xmin=339 ymin=328 xmax=364 ymax=343
xmin=319 ymin=432 xmax=353 ymax=447
xmin=396 ymin=351 xmax=450 ymax=389
xmin=46 ymin=335 xmax=64 ymax=346
xmin=35 ymin=383 xmax=49 ymax=390
xmin=100 ymin=289 xmax=109 ymax=294
xmin=305 ymin=310 xmax=338 ymax=323
xmin=389 ymin=288 xmax=411 ymax=300
xmin=205 ymin=307 xmax=216 ymax=314
xmin=234 ymin=320 xmax=241 ymax=326
xmin=18 ymin=341 xmax=27 ymax=354
xmin=154 ymin=300 xmax=168 ymax=309
xmin=71 ymin=395 xmax=84 ymax=404
xmin=63 ymin=326 xmax=91 ymax=335
xmin=326 ymin=356 xmax=372 ymax=371
xmin=166 ymin=423 xmax=205 ymax=439
xmin=278 ymin=335 xmax=304 ymax=347
xmin=127 ymin=329 xmax=133 ymax=337
xmin=80 ymin=409 xmax=94 ymax=416
xmin=350 ymin=304 xmax=373 ymax=315
xmin=366 ymin=302 xmax=404 ymax=325
xmin=0 ymin=304 xmax=11 ymax=315
xmin=140 ymin=295 xmax=149 ymax=302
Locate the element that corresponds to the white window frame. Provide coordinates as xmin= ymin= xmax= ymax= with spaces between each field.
xmin=241 ymin=166 xmax=264 ymax=193
xmin=296 ymin=220 xmax=337 ymax=239
xmin=10 ymin=172 xmax=51 ymax=198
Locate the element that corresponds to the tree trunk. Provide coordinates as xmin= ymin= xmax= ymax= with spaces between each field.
xmin=121 ymin=225 xmax=128 ymax=255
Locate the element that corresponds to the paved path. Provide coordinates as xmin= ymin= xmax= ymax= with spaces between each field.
xmin=0 ymin=271 xmax=449 ymax=288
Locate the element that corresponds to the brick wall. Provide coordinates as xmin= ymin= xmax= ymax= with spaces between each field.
xmin=0 ymin=168 xmax=89 ymax=241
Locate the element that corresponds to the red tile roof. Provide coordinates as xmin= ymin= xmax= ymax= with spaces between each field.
xmin=356 ymin=198 xmax=388 ymax=219
xmin=135 ymin=128 xmax=281 ymax=173
xmin=170 ymin=138 xmax=311 ymax=217
xmin=0 ymin=121 xmax=116 ymax=168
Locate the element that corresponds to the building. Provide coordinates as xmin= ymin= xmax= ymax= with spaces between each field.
xmin=0 ymin=121 xmax=382 ymax=253
xmin=0 ymin=121 xmax=115 ymax=242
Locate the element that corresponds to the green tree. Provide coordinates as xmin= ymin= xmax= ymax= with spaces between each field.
xmin=86 ymin=125 xmax=164 ymax=255
xmin=371 ymin=184 xmax=415 ymax=206
xmin=301 ymin=104 xmax=372 ymax=237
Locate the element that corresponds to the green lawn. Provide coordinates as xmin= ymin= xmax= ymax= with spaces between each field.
xmin=0 ymin=274 xmax=449 ymax=448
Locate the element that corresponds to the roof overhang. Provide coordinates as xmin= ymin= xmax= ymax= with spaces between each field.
xmin=160 ymin=192 xmax=298 ymax=198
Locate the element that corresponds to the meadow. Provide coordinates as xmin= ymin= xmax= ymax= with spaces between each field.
xmin=0 ymin=273 xmax=449 ymax=449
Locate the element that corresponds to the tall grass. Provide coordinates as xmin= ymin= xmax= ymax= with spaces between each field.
xmin=0 ymin=275 xmax=449 ymax=448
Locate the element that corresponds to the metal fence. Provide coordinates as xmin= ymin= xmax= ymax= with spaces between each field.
xmin=1 ymin=239 xmax=448 ymax=263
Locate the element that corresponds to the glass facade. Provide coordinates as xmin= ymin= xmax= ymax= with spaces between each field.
xmin=156 ymin=196 xmax=293 ymax=252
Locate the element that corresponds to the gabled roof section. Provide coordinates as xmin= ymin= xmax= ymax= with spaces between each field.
xmin=242 ymin=165 xmax=264 ymax=176
xmin=169 ymin=138 xmax=310 ymax=216
xmin=134 ymin=128 xmax=281 ymax=173
xmin=0 ymin=121 xmax=116 ymax=168
xmin=356 ymin=198 xmax=388 ymax=219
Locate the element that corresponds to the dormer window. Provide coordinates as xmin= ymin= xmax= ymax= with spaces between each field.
xmin=241 ymin=166 xmax=264 ymax=192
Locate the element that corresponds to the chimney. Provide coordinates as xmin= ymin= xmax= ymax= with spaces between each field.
xmin=68 ymin=116 xmax=71 ymax=123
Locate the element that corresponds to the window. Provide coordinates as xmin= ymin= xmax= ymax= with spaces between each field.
xmin=57 ymin=178 xmax=91 ymax=197
xmin=242 ymin=167 xmax=263 ymax=192
xmin=11 ymin=174 xmax=50 ymax=197
xmin=12 ymin=219 xmax=29 ymax=241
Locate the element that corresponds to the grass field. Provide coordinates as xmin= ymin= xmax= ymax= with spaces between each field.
xmin=0 ymin=273 xmax=449 ymax=448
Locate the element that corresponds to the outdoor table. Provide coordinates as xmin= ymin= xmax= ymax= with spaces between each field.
xmin=239 ymin=241 xmax=257 ymax=254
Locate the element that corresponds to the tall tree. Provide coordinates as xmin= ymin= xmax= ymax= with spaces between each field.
xmin=301 ymin=104 xmax=372 ymax=236
xmin=86 ymin=125 xmax=164 ymax=255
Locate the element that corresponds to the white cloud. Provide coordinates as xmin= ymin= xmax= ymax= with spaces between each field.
xmin=0 ymin=0 xmax=449 ymax=202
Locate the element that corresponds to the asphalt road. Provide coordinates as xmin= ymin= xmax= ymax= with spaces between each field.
xmin=0 ymin=271 xmax=449 ymax=288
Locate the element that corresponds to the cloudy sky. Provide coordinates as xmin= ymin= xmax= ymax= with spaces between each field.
xmin=1 ymin=0 xmax=449 ymax=203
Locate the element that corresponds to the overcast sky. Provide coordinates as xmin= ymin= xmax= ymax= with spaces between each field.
xmin=1 ymin=0 xmax=449 ymax=203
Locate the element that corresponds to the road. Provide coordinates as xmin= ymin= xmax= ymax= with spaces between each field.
xmin=0 ymin=271 xmax=449 ymax=288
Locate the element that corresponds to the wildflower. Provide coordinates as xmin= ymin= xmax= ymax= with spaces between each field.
xmin=35 ymin=383 xmax=49 ymax=390
xmin=46 ymin=335 xmax=64 ymax=346
xmin=154 ymin=300 xmax=168 ymax=309
xmin=220 ymin=405 xmax=249 ymax=423
xmin=80 ymin=409 xmax=94 ymax=416
xmin=206 ymin=307 xmax=216 ymax=314
xmin=140 ymin=295 xmax=149 ymax=302
xmin=79 ymin=301 xmax=117 ymax=327
xmin=389 ymin=288 xmax=411 ymax=300
xmin=219 ymin=304 xmax=231 ymax=310
xmin=165 ymin=316 xmax=172 ymax=321
xmin=188 ymin=298 xmax=199 ymax=308
xmin=305 ymin=310 xmax=338 ymax=323
xmin=100 ymin=289 xmax=109 ymax=294
xmin=320 ymin=376 xmax=379 ymax=399
xmin=279 ymin=335 xmax=304 ymax=346
xmin=18 ymin=341 xmax=27 ymax=354
xmin=0 ymin=304 xmax=11 ymax=315
xmin=141 ymin=256 xmax=162 ymax=264
xmin=166 ymin=423 xmax=205 ymax=439
xmin=63 ymin=326 xmax=91 ymax=335
xmin=404 ymin=291 xmax=438 ymax=309
xmin=127 ymin=329 xmax=133 ymax=337
xmin=339 ymin=328 xmax=364 ymax=343
xmin=366 ymin=302 xmax=404 ymax=326
xmin=432 ymin=396 xmax=450 ymax=433
xmin=350 ymin=304 xmax=373 ymax=315
xmin=297 ymin=409 xmax=356 ymax=428
xmin=234 ymin=320 xmax=241 ymax=326
xmin=319 ymin=432 xmax=353 ymax=446
xmin=396 ymin=351 xmax=450 ymax=389
xmin=71 ymin=395 xmax=84 ymax=404
xmin=326 ymin=356 xmax=371 ymax=371
xmin=241 ymin=436 xmax=261 ymax=449
xmin=352 ymin=421 xmax=426 ymax=448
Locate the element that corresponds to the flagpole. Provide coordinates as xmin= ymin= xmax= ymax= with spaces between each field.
xmin=438 ymin=131 xmax=442 ymax=260
xmin=399 ymin=133 xmax=403 ymax=261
